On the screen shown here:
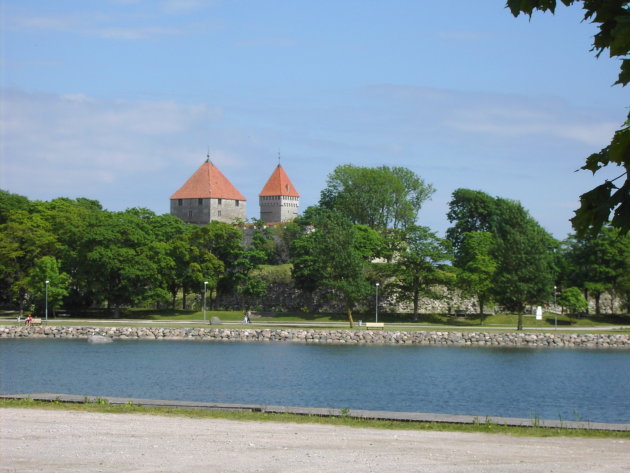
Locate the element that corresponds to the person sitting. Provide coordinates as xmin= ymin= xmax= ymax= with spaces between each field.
xmin=25 ymin=314 xmax=33 ymax=326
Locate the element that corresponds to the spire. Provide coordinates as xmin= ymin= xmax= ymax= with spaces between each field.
xmin=259 ymin=163 xmax=300 ymax=197
xmin=171 ymin=158 xmax=246 ymax=201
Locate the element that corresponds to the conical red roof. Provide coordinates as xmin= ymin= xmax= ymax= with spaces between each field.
xmin=170 ymin=160 xmax=246 ymax=201
xmin=259 ymin=164 xmax=300 ymax=197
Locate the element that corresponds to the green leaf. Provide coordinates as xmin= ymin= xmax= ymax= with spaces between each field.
xmin=609 ymin=16 xmax=630 ymax=58
xmin=581 ymin=148 xmax=610 ymax=173
xmin=610 ymin=183 xmax=630 ymax=235
xmin=571 ymin=182 xmax=616 ymax=236
xmin=615 ymin=59 xmax=630 ymax=86
xmin=607 ymin=121 xmax=630 ymax=167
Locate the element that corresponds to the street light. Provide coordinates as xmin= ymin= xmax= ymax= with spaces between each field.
xmin=375 ymin=282 xmax=380 ymax=324
xmin=203 ymin=281 xmax=208 ymax=322
xmin=554 ymin=285 xmax=557 ymax=330
xmin=45 ymin=280 xmax=49 ymax=322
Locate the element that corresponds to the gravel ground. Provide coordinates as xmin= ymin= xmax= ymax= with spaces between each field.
xmin=1 ymin=408 xmax=629 ymax=473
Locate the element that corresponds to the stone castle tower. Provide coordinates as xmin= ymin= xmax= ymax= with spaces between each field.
xmin=170 ymin=158 xmax=247 ymax=225
xmin=259 ymin=164 xmax=300 ymax=223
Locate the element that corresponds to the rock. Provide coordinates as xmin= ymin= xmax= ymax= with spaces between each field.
xmin=87 ymin=335 xmax=113 ymax=344
xmin=210 ymin=316 xmax=222 ymax=325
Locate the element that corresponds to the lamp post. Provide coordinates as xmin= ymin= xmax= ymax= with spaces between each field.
xmin=203 ymin=281 xmax=208 ymax=322
xmin=45 ymin=280 xmax=49 ymax=322
xmin=375 ymin=282 xmax=380 ymax=323
xmin=554 ymin=285 xmax=557 ymax=330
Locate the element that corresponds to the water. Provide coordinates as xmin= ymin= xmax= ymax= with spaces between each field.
xmin=1 ymin=339 xmax=629 ymax=423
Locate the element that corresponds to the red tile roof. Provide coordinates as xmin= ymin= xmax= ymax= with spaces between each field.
xmin=259 ymin=164 xmax=300 ymax=197
xmin=170 ymin=160 xmax=246 ymax=201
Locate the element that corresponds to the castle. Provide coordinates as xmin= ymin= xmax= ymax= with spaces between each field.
xmin=170 ymin=158 xmax=300 ymax=225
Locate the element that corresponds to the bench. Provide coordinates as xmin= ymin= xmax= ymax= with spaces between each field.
xmin=365 ymin=322 xmax=384 ymax=330
xmin=27 ymin=318 xmax=43 ymax=326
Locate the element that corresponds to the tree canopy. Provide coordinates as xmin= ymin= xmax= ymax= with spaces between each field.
xmin=447 ymin=189 xmax=558 ymax=327
xmin=319 ymin=164 xmax=434 ymax=231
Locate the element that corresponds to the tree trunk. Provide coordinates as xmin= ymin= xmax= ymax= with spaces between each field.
xmin=412 ymin=287 xmax=420 ymax=321
xmin=171 ymin=292 xmax=177 ymax=311
xmin=595 ymin=292 xmax=601 ymax=315
xmin=478 ymin=296 xmax=485 ymax=325
xmin=517 ymin=311 xmax=523 ymax=331
xmin=182 ymin=291 xmax=187 ymax=310
xmin=347 ymin=307 xmax=354 ymax=328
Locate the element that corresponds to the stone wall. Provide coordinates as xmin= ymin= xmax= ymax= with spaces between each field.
xmin=2 ymin=325 xmax=628 ymax=349
xmin=170 ymin=197 xmax=246 ymax=225
xmin=213 ymin=282 xmax=627 ymax=316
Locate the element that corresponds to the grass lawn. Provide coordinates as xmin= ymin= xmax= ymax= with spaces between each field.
xmin=1 ymin=398 xmax=627 ymax=438
xmin=1 ymin=308 xmax=628 ymax=332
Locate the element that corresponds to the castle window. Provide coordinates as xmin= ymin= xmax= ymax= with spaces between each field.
xmin=198 ymin=198 xmax=203 ymax=205
xmin=178 ymin=199 xmax=183 ymax=206
xmin=188 ymin=210 xmax=193 ymax=217
xmin=235 ymin=200 xmax=240 ymax=207
xmin=218 ymin=198 xmax=222 ymax=205
xmin=218 ymin=210 xmax=222 ymax=217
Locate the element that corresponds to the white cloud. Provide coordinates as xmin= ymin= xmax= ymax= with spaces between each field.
xmin=0 ymin=89 xmax=222 ymax=198
xmin=8 ymin=11 xmax=180 ymax=40
xmin=161 ymin=0 xmax=212 ymax=14
xmin=362 ymin=84 xmax=620 ymax=148
xmin=444 ymin=104 xmax=618 ymax=147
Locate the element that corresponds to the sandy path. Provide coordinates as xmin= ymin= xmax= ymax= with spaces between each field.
xmin=1 ymin=408 xmax=628 ymax=473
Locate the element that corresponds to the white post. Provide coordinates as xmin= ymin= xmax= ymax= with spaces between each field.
xmin=203 ymin=281 xmax=208 ymax=322
xmin=45 ymin=280 xmax=49 ymax=322
xmin=375 ymin=282 xmax=380 ymax=324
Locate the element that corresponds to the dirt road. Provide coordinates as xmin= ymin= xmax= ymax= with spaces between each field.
xmin=1 ymin=408 xmax=628 ymax=473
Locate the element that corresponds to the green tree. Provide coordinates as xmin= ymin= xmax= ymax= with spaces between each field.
xmin=563 ymin=226 xmax=628 ymax=314
xmin=32 ymin=197 xmax=101 ymax=310
xmin=507 ymin=0 xmax=629 ymax=236
xmin=270 ymin=221 xmax=301 ymax=264
xmin=492 ymin=200 xmax=557 ymax=329
xmin=249 ymin=219 xmax=277 ymax=264
xmin=292 ymin=210 xmax=376 ymax=326
xmin=0 ymin=210 xmax=60 ymax=312
xmin=455 ymin=232 xmax=497 ymax=320
xmin=447 ymin=190 xmax=558 ymax=329
xmin=616 ymin=243 xmax=630 ymax=311
xmin=189 ymin=221 xmax=246 ymax=301
xmin=446 ymin=189 xmax=497 ymax=256
xmin=76 ymin=210 xmax=169 ymax=316
xmin=319 ymin=164 xmax=434 ymax=230
xmin=23 ymin=256 xmax=70 ymax=317
xmin=235 ymin=276 xmax=268 ymax=312
xmin=0 ymin=190 xmax=32 ymax=224
xmin=557 ymin=286 xmax=589 ymax=315
xmin=389 ymin=226 xmax=453 ymax=321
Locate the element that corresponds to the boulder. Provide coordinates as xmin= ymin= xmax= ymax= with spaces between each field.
xmin=87 ymin=335 xmax=113 ymax=344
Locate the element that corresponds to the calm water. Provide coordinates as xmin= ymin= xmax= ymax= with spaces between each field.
xmin=1 ymin=339 xmax=629 ymax=423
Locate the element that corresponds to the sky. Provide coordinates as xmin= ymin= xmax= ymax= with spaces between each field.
xmin=1 ymin=0 xmax=627 ymax=239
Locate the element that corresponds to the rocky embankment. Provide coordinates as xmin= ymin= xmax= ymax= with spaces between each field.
xmin=1 ymin=325 xmax=629 ymax=348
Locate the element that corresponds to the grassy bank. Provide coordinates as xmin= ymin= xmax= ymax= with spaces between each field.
xmin=1 ymin=398 xmax=627 ymax=438
xmin=1 ymin=309 xmax=628 ymax=333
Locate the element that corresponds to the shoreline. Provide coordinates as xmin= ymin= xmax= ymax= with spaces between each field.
xmin=1 ymin=325 xmax=629 ymax=348
xmin=3 ymin=393 xmax=629 ymax=431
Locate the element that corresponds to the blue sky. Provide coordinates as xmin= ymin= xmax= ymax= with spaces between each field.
xmin=1 ymin=0 xmax=626 ymax=238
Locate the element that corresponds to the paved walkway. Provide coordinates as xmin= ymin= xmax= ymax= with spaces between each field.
xmin=3 ymin=317 xmax=628 ymax=331
xmin=2 ymin=393 xmax=627 ymax=431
